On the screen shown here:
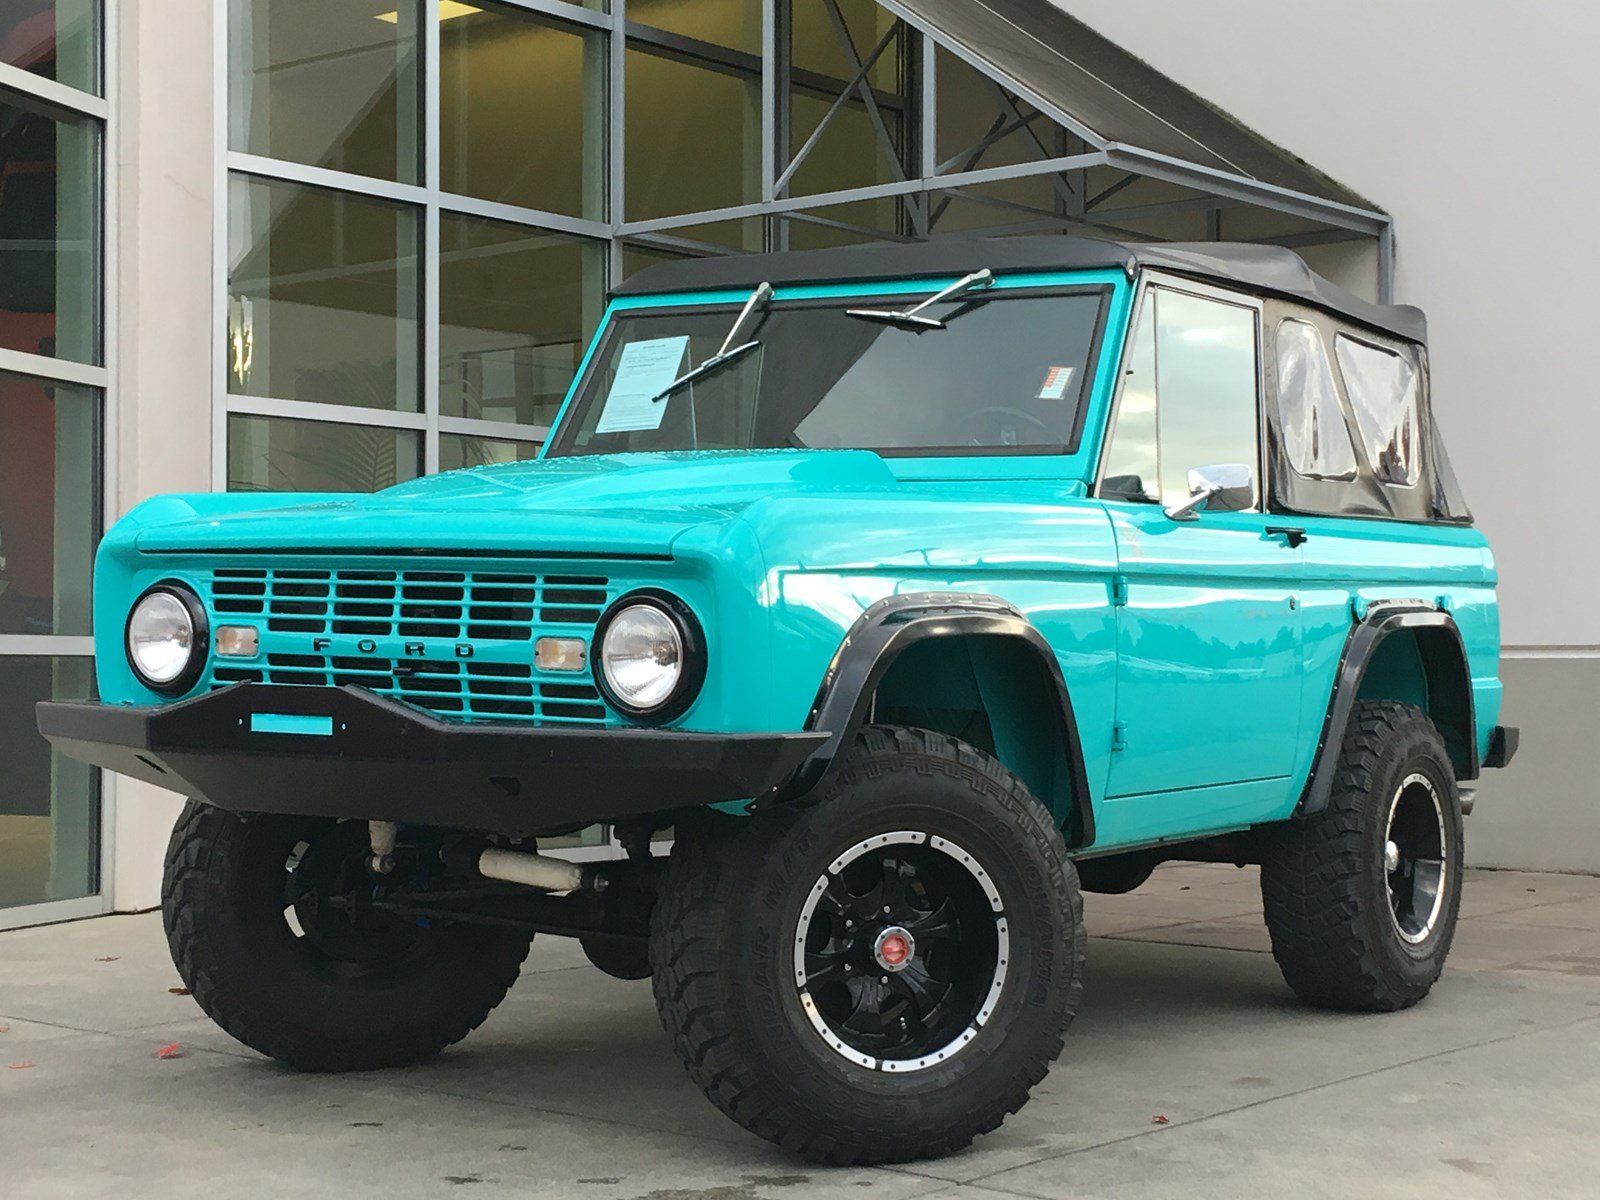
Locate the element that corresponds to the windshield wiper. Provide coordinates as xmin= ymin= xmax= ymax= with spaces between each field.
xmin=845 ymin=268 xmax=994 ymax=331
xmin=652 ymin=281 xmax=773 ymax=404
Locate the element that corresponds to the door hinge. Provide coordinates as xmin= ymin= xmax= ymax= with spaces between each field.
xmin=1111 ymin=721 xmax=1128 ymax=752
xmin=1111 ymin=574 xmax=1129 ymax=607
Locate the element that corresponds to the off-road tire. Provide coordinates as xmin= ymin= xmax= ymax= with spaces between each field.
xmin=1260 ymin=701 xmax=1464 ymax=1012
xmin=650 ymin=725 xmax=1085 ymax=1165
xmin=162 ymin=801 xmax=531 ymax=1071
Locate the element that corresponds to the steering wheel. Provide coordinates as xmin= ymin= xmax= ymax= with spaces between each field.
xmin=950 ymin=405 xmax=1056 ymax=447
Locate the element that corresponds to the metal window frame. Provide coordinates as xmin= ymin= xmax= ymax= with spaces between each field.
xmin=0 ymin=0 xmax=118 ymax=932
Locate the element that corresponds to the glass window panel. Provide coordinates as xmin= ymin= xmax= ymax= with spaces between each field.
xmin=229 ymin=0 xmax=420 ymax=183
xmin=440 ymin=3 xmax=605 ymax=220
xmin=0 ymin=93 xmax=101 ymax=365
xmin=625 ymin=45 xmax=760 ymax=232
xmin=0 ymin=371 xmax=98 ymax=636
xmin=1100 ymin=292 xmax=1157 ymax=502
xmin=790 ymin=0 xmax=901 ymax=92
xmin=228 ymin=175 xmax=420 ymax=412
xmin=621 ymin=241 xmax=693 ymax=280
xmin=439 ymin=433 xmax=537 ymax=472
xmin=227 ymin=413 xmax=420 ymax=492
xmin=440 ymin=215 xmax=605 ymax=428
xmin=0 ymin=655 xmax=97 ymax=909
xmin=629 ymin=0 xmax=759 ymax=53
xmin=1152 ymin=290 xmax=1260 ymax=509
xmin=788 ymin=90 xmax=904 ymax=210
xmin=1275 ymin=319 xmax=1356 ymax=480
xmin=0 ymin=0 xmax=100 ymax=95
xmin=1334 ymin=334 xmax=1422 ymax=487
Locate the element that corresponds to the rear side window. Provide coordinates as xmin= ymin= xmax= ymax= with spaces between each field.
xmin=1275 ymin=320 xmax=1356 ymax=480
xmin=1334 ymin=334 xmax=1422 ymax=486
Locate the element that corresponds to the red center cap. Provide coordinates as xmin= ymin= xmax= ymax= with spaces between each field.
xmin=880 ymin=934 xmax=909 ymax=965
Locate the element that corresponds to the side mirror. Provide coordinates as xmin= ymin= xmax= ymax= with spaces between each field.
xmin=1164 ymin=463 xmax=1254 ymax=521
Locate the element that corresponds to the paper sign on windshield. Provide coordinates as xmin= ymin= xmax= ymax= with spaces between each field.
xmin=1036 ymin=365 xmax=1076 ymax=401
xmin=595 ymin=336 xmax=691 ymax=434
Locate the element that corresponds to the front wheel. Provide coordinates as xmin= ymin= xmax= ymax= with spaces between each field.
xmin=162 ymin=801 xmax=531 ymax=1071
xmin=1260 ymin=701 xmax=1464 ymax=1011
xmin=650 ymin=726 xmax=1085 ymax=1165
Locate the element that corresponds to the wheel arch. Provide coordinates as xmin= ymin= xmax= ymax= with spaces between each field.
xmin=768 ymin=593 xmax=1094 ymax=848
xmin=1299 ymin=603 xmax=1477 ymax=816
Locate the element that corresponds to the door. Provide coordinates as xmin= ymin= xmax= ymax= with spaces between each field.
xmin=1095 ymin=282 xmax=1305 ymax=837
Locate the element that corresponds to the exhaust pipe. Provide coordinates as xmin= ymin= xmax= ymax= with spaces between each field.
xmin=476 ymin=846 xmax=605 ymax=893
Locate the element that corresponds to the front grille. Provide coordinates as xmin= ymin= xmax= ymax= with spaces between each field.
xmin=202 ymin=565 xmax=614 ymax=724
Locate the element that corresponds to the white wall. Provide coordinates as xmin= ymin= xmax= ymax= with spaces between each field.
xmin=110 ymin=0 xmax=216 ymax=910
xmin=1055 ymin=0 xmax=1600 ymax=649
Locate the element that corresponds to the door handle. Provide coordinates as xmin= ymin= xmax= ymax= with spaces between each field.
xmin=1264 ymin=525 xmax=1308 ymax=548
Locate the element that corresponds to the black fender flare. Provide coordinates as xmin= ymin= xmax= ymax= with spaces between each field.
xmin=1297 ymin=601 xmax=1477 ymax=816
xmin=764 ymin=592 xmax=1094 ymax=846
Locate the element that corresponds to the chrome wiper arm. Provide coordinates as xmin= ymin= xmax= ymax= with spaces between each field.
xmin=650 ymin=339 xmax=762 ymax=405
xmin=845 ymin=268 xmax=994 ymax=331
xmin=651 ymin=280 xmax=773 ymax=404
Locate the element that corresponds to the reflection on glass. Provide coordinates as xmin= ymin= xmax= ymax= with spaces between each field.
xmin=1153 ymin=290 xmax=1259 ymax=507
xmin=228 ymin=175 xmax=420 ymax=411
xmin=440 ymin=215 xmax=605 ymax=428
xmin=1100 ymin=295 xmax=1158 ymax=501
xmin=1335 ymin=334 xmax=1421 ymax=487
xmin=441 ymin=2 xmax=605 ymax=219
xmin=0 ymin=93 xmax=101 ymax=364
xmin=629 ymin=0 xmax=758 ymax=52
xmin=0 ymin=655 xmax=96 ymax=909
xmin=625 ymin=44 xmax=760 ymax=240
xmin=1275 ymin=319 xmax=1356 ymax=480
xmin=229 ymin=0 xmax=420 ymax=183
xmin=0 ymin=371 xmax=98 ymax=636
xmin=440 ymin=433 xmax=537 ymax=473
xmin=0 ymin=0 xmax=100 ymax=95
xmin=228 ymin=413 xmax=420 ymax=492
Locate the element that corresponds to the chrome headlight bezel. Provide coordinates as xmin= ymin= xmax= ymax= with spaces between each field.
xmin=125 ymin=583 xmax=209 ymax=695
xmin=592 ymin=589 xmax=706 ymax=723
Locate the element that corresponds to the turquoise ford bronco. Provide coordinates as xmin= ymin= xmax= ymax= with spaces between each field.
xmin=40 ymin=237 xmax=1516 ymax=1164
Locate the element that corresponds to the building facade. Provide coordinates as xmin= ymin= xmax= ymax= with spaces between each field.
xmin=0 ymin=0 xmax=1589 ymax=927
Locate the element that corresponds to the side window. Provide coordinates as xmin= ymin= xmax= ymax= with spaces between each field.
xmin=1102 ymin=287 xmax=1261 ymax=511
xmin=1275 ymin=319 xmax=1357 ymax=480
xmin=1334 ymin=334 xmax=1421 ymax=486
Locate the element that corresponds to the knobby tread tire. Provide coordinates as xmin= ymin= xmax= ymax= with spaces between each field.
xmin=650 ymin=725 xmax=1085 ymax=1166
xmin=162 ymin=801 xmax=531 ymax=1072
xmin=1260 ymin=700 xmax=1463 ymax=1012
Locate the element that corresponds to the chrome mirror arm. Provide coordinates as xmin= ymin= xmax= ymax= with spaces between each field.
xmin=1164 ymin=482 xmax=1222 ymax=522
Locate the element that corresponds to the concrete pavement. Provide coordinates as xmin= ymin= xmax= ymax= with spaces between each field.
xmin=4 ymin=863 xmax=1599 ymax=1200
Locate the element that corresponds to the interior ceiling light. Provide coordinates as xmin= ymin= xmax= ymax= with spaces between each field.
xmin=376 ymin=2 xmax=480 ymax=23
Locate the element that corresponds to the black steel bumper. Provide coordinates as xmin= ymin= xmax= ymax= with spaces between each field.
xmin=36 ymin=684 xmax=828 ymax=834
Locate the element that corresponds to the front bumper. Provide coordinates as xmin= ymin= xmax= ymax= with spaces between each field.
xmin=37 ymin=683 xmax=827 ymax=834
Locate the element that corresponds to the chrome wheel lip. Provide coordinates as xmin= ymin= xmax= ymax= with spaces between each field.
xmin=793 ymin=830 xmax=1010 ymax=1074
xmin=1386 ymin=771 xmax=1449 ymax=945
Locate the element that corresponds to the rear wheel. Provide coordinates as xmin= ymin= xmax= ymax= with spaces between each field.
xmin=651 ymin=726 xmax=1084 ymax=1165
xmin=162 ymin=801 xmax=531 ymax=1071
xmin=1260 ymin=701 xmax=1463 ymax=1011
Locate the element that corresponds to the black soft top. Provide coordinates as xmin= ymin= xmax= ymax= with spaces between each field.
xmin=617 ymin=235 xmax=1424 ymax=345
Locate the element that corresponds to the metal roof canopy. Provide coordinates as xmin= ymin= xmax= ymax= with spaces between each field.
xmin=616 ymin=235 xmax=1424 ymax=344
xmin=615 ymin=1 xmax=1395 ymax=301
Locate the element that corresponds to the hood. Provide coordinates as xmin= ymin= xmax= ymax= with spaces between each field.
xmin=133 ymin=450 xmax=900 ymax=557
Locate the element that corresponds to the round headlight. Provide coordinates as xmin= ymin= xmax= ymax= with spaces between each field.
xmin=126 ymin=586 xmax=206 ymax=692
xmin=594 ymin=592 xmax=704 ymax=721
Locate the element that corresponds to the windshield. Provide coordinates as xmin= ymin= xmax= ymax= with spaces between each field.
xmin=546 ymin=286 xmax=1108 ymax=458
